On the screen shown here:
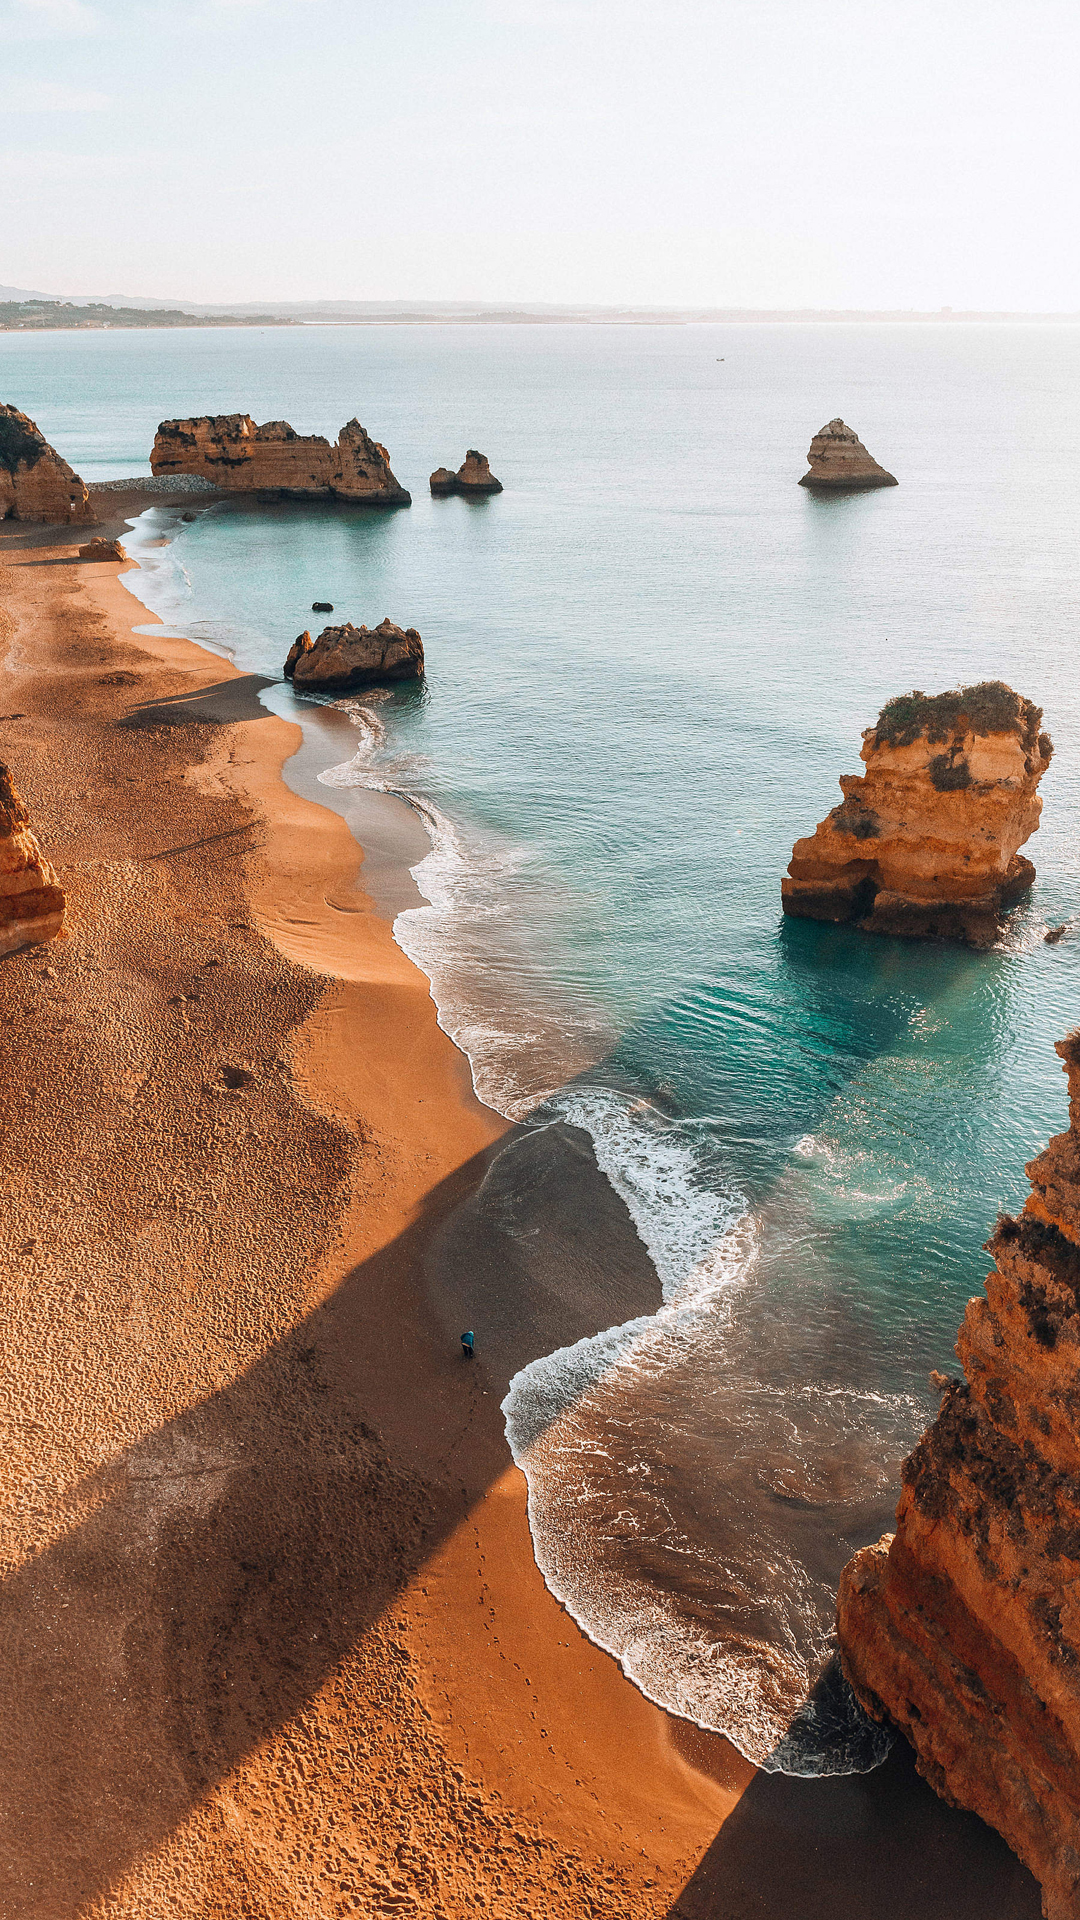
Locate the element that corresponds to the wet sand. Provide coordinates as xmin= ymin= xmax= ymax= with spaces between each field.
xmin=0 ymin=489 xmax=1042 ymax=1918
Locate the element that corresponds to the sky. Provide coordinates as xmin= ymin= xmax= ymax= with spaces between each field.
xmin=1 ymin=0 xmax=1078 ymax=310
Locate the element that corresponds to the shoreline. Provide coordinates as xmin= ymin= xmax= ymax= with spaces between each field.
xmin=0 ymin=488 xmax=1043 ymax=1917
xmin=0 ymin=490 xmax=744 ymax=1917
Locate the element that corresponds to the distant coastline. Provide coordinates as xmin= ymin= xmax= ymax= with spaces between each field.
xmin=3 ymin=287 xmax=1080 ymax=331
xmin=0 ymin=300 xmax=298 ymax=333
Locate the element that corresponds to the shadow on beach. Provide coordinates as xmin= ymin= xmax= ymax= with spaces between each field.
xmin=0 ymin=1114 xmax=1042 ymax=1918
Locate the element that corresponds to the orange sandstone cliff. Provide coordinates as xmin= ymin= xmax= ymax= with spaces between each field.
xmin=0 ymin=403 xmax=94 ymax=524
xmin=799 ymin=417 xmax=897 ymax=489
xmin=838 ymin=1030 xmax=1080 ymax=1920
xmin=0 ymin=765 xmax=65 ymax=956
xmin=782 ymin=682 xmax=1052 ymax=946
xmin=150 ymin=415 xmax=410 ymax=505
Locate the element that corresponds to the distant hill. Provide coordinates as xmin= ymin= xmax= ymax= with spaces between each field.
xmin=0 ymin=299 xmax=298 ymax=332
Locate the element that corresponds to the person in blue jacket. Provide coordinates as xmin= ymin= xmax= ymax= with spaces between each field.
xmin=460 ymin=1330 xmax=475 ymax=1360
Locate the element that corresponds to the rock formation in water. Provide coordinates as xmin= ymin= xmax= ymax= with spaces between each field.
xmin=799 ymin=418 xmax=898 ymax=490
xmin=283 ymin=630 xmax=314 ymax=677
xmin=838 ymin=1029 xmax=1080 ymax=1920
xmin=150 ymin=416 xmax=410 ymax=506
xmin=429 ymin=450 xmax=503 ymax=496
xmin=0 ymin=765 xmax=66 ymax=957
xmin=0 ymin=403 xmax=94 ymax=525
xmin=78 ymin=537 xmax=127 ymax=561
xmin=782 ymin=682 xmax=1052 ymax=946
xmin=286 ymin=619 xmax=424 ymax=693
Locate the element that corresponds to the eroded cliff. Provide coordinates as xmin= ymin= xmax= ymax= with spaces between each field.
xmin=150 ymin=415 xmax=410 ymax=505
xmin=0 ymin=764 xmax=66 ymax=956
xmin=0 ymin=404 xmax=94 ymax=525
xmin=838 ymin=1029 xmax=1080 ymax=1919
xmin=799 ymin=418 xmax=897 ymax=489
xmin=782 ymin=681 xmax=1052 ymax=946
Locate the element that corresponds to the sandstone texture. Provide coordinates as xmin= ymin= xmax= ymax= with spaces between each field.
xmin=150 ymin=415 xmax=410 ymax=505
xmin=286 ymin=619 xmax=424 ymax=692
xmin=799 ymin=418 xmax=898 ymax=490
xmin=838 ymin=1029 xmax=1080 ymax=1920
xmin=0 ymin=403 xmax=94 ymax=525
xmin=430 ymin=449 xmax=503 ymax=496
xmin=0 ymin=764 xmax=65 ymax=956
xmin=78 ymin=537 xmax=127 ymax=561
xmin=283 ymin=630 xmax=314 ymax=677
xmin=782 ymin=682 xmax=1052 ymax=946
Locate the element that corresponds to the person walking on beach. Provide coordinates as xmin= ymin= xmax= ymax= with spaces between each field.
xmin=460 ymin=1330 xmax=475 ymax=1360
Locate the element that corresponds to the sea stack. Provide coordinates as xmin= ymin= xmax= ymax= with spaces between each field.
xmin=838 ymin=1029 xmax=1080 ymax=1920
xmin=150 ymin=415 xmax=410 ymax=506
xmin=285 ymin=619 xmax=424 ymax=693
xmin=0 ymin=403 xmax=94 ymax=525
xmin=0 ymin=765 xmax=66 ymax=957
xmin=799 ymin=419 xmax=897 ymax=490
xmin=429 ymin=450 xmax=503 ymax=497
xmin=782 ymin=681 xmax=1052 ymax=946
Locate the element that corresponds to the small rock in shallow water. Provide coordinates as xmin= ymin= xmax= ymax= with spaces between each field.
xmin=1045 ymin=923 xmax=1069 ymax=943
xmin=312 ymin=601 xmax=333 ymax=612
xmin=289 ymin=619 xmax=424 ymax=692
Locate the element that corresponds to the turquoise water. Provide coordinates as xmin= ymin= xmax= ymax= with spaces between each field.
xmin=7 ymin=322 xmax=1080 ymax=1765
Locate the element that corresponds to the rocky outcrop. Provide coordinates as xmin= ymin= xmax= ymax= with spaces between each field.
xmin=782 ymin=682 xmax=1052 ymax=946
xmin=429 ymin=450 xmax=503 ymax=496
xmin=0 ymin=404 xmax=94 ymax=525
xmin=78 ymin=537 xmax=127 ymax=561
xmin=0 ymin=765 xmax=65 ymax=956
xmin=283 ymin=631 xmax=313 ymax=678
xmin=838 ymin=1030 xmax=1080 ymax=1920
xmin=150 ymin=416 xmax=410 ymax=505
xmin=799 ymin=418 xmax=897 ymax=490
xmin=286 ymin=620 xmax=423 ymax=692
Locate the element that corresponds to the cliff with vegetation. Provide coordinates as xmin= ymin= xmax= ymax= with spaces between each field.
xmin=839 ymin=1029 xmax=1080 ymax=1920
xmin=782 ymin=681 xmax=1052 ymax=946
xmin=0 ymin=404 xmax=94 ymax=524
xmin=150 ymin=415 xmax=410 ymax=505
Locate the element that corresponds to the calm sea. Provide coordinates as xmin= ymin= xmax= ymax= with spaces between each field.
xmin=7 ymin=321 xmax=1080 ymax=1769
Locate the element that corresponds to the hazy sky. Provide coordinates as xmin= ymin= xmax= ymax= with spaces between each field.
xmin=2 ymin=0 xmax=1077 ymax=308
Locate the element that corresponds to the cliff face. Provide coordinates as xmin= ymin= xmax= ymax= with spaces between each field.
xmin=0 ymin=765 xmax=66 ymax=957
xmin=782 ymin=682 xmax=1052 ymax=946
xmin=429 ymin=449 xmax=503 ymax=496
xmin=150 ymin=415 xmax=410 ymax=505
xmin=799 ymin=418 xmax=897 ymax=490
xmin=0 ymin=404 xmax=94 ymax=525
xmin=286 ymin=619 xmax=424 ymax=692
xmin=838 ymin=1031 xmax=1080 ymax=1920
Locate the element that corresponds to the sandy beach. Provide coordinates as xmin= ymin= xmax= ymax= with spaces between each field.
xmin=0 ymin=490 xmax=1043 ymax=1919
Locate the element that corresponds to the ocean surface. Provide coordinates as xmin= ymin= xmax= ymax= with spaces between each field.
xmin=7 ymin=321 xmax=1080 ymax=1770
